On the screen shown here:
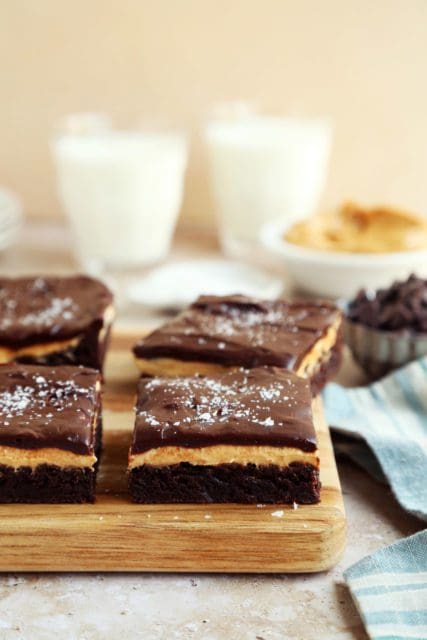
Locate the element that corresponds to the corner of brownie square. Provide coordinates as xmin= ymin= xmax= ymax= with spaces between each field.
xmin=0 ymin=275 xmax=114 ymax=371
xmin=0 ymin=364 xmax=102 ymax=503
xmin=128 ymin=367 xmax=320 ymax=504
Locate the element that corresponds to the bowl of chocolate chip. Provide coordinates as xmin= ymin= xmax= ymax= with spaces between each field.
xmin=345 ymin=274 xmax=427 ymax=379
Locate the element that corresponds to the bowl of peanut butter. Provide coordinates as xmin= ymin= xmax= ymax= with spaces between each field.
xmin=263 ymin=202 xmax=427 ymax=298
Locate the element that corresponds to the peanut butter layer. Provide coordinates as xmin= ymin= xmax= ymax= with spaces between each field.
xmin=0 ymin=364 xmax=101 ymax=455
xmin=0 ymin=275 xmax=113 ymax=348
xmin=0 ymin=336 xmax=81 ymax=364
xmin=129 ymin=444 xmax=319 ymax=469
xmin=130 ymin=367 xmax=317 ymax=457
xmin=135 ymin=357 xmax=235 ymax=378
xmin=133 ymin=295 xmax=342 ymax=374
xmin=297 ymin=317 xmax=341 ymax=376
xmin=0 ymin=445 xmax=97 ymax=469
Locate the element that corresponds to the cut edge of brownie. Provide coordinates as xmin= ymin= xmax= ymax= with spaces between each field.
xmin=0 ymin=464 xmax=96 ymax=504
xmin=0 ymin=412 xmax=103 ymax=504
xmin=15 ymin=321 xmax=113 ymax=372
xmin=129 ymin=461 xmax=321 ymax=505
xmin=310 ymin=340 xmax=343 ymax=395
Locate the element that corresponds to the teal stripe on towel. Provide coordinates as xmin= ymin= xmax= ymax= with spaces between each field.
xmin=344 ymin=531 xmax=427 ymax=640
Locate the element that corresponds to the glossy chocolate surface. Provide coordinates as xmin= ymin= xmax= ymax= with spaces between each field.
xmin=131 ymin=367 xmax=317 ymax=454
xmin=133 ymin=295 xmax=340 ymax=370
xmin=0 ymin=275 xmax=113 ymax=347
xmin=0 ymin=364 xmax=101 ymax=454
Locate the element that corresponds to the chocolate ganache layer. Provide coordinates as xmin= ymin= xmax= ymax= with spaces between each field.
xmin=133 ymin=294 xmax=341 ymax=370
xmin=0 ymin=364 xmax=101 ymax=455
xmin=131 ymin=367 xmax=317 ymax=455
xmin=0 ymin=275 xmax=113 ymax=348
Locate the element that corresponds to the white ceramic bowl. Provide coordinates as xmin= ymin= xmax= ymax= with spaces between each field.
xmin=262 ymin=221 xmax=427 ymax=299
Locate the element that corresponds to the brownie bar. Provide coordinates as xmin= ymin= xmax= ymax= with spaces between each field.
xmin=129 ymin=367 xmax=320 ymax=504
xmin=0 ymin=275 xmax=114 ymax=371
xmin=133 ymin=294 xmax=342 ymax=393
xmin=0 ymin=364 xmax=102 ymax=503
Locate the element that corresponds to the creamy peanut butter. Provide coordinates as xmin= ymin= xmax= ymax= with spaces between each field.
xmin=129 ymin=444 xmax=319 ymax=469
xmin=297 ymin=318 xmax=340 ymax=376
xmin=285 ymin=202 xmax=427 ymax=253
xmin=0 ymin=445 xmax=97 ymax=470
xmin=135 ymin=356 xmax=236 ymax=378
xmin=0 ymin=336 xmax=81 ymax=364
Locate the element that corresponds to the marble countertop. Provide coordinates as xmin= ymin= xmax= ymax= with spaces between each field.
xmin=0 ymin=222 xmax=423 ymax=639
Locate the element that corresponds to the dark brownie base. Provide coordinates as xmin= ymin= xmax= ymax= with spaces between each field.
xmin=0 ymin=464 xmax=96 ymax=503
xmin=129 ymin=462 xmax=320 ymax=504
xmin=310 ymin=340 xmax=343 ymax=396
xmin=16 ymin=323 xmax=112 ymax=372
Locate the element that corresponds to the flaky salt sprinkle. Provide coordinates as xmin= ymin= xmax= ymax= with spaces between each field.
xmin=0 ymin=294 xmax=80 ymax=331
xmin=0 ymin=388 xmax=34 ymax=415
xmin=0 ymin=374 xmax=92 ymax=420
xmin=141 ymin=373 xmax=298 ymax=429
xmin=260 ymin=417 xmax=275 ymax=427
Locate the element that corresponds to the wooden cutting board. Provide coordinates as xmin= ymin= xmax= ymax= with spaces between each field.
xmin=0 ymin=332 xmax=346 ymax=573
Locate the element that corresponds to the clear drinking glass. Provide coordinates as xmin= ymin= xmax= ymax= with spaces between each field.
xmin=51 ymin=113 xmax=188 ymax=275
xmin=204 ymin=113 xmax=332 ymax=256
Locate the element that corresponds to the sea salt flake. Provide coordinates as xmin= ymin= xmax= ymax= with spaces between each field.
xmin=260 ymin=417 xmax=274 ymax=427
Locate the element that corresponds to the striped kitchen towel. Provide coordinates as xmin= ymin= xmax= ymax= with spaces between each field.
xmin=344 ymin=529 xmax=427 ymax=640
xmin=323 ymin=356 xmax=427 ymax=521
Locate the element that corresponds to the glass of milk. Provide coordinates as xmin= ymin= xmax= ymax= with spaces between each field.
xmin=51 ymin=114 xmax=188 ymax=274
xmin=204 ymin=113 xmax=332 ymax=256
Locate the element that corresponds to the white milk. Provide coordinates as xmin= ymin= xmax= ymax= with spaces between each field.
xmin=205 ymin=116 xmax=332 ymax=252
xmin=52 ymin=131 xmax=188 ymax=270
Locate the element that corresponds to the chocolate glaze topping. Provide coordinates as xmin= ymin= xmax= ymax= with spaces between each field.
xmin=133 ymin=295 xmax=341 ymax=370
xmin=0 ymin=364 xmax=101 ymax=455
xmin=0 ymin=276 xmax=113 ymax=347
xmin=131 ymin=367 xmax=317 ymax=454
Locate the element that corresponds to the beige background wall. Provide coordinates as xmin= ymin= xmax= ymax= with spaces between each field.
xmin=0 ymin=0 xmax=426 ymax=226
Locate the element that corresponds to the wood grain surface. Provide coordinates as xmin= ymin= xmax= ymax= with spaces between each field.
xmin=0 ymin=332 xmax=346 ymax=573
